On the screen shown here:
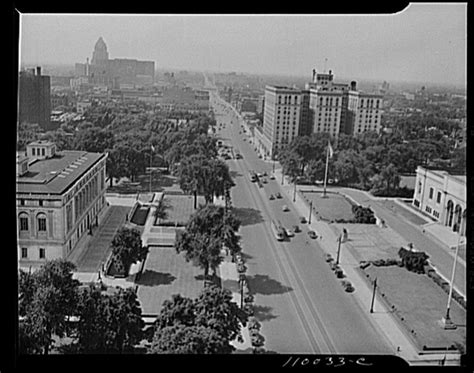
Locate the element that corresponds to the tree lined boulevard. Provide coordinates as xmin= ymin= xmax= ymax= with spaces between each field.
xmin=211 ymin=93 xmax=393 ymax=354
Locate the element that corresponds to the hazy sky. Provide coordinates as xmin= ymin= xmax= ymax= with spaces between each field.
xmin=19 ymin=3 xmax=467 ymax=86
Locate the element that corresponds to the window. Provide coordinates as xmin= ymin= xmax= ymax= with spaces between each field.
xmin=20 ymin=199 xmax=25 ymax=206
xmin=437 ymin=192 xmax=441 ymax=204
xmin=41 ymin=148 xmax=45 ymax=156
xmin=418 ymin=182 xmax=422 ymax=194
xmin=32 ymin=148 xmax=36 ymax=156
xmin=429 ymin=187 xmax=434 ymax=199
xmin=37 ymin=214 xmax=47 ymax=232
xmin=39 ymin=200 xmax=43 ymax=207
xmin=39 ymin=248 xmax=46 ymax=259
xmin=19 ymin=213 xmax=29 ymax=231
xmin=21 ymin=247 xmax=28 ymax=259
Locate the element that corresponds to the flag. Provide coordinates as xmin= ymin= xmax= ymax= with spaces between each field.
xmin=328 ymin=141 xmax=334 ymax=158
xmin=151 ymin=145 xmax=155 ymax=152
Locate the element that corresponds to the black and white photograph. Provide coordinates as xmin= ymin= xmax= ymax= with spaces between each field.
xmin=14 ymin=3 xmax=467 ymax=368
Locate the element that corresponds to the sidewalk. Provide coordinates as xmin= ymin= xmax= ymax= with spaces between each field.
xmin=273 ymin=167 xmax=461 ymax=366
xmin=218 ymin=258 xmax=252 ymax=352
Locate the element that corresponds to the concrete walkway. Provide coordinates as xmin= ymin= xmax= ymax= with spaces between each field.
xmin=273 ymin=167 xmax=461 ymax=366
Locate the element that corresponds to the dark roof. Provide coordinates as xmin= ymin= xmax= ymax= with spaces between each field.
xmin=17 ymin=150 xmax=106 ymax=195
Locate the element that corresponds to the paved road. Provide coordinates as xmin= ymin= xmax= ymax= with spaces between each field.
xmin=211 ymin=94 xmax=392 ymax=354
xmin=334 ymin=187 xmax=466 ymax=297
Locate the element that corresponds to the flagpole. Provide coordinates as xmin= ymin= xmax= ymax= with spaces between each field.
xmin=149 ymin=147 xmax=153 ymax=195
xmin=323 ymin=144 xmax=329 ymax=198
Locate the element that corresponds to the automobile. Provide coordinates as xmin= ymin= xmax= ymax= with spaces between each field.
xmin=286 ymin=229 xmax=295 ymax=237
xmin=293 ymin=225 xmax=301 ymax=233
xmin=308 ymin=230 xmax=318 ymax=239
xmin=235 ymin=154 xmax=243 ymax=159
xmin=262 ymin=178 xmax=267 ymax=184
xmin=282 ymin=205 xmax=289 ymax=212
xmin=300 ymin=216 xmax=307 ymax=224
xmin=276 ymin=192 xmax=282 ymax=199
xmin=263 ymin=171 xmax=268 ymax=177
xmin=269 ymin=175 xmax=275 ymax=180
xmin=257 ymin=172 xmax=264 ymax=177
xmin=243 ymin=138 xmax=246 ymax=142
xmin=269 ymin=194 xmax=275 ymax=200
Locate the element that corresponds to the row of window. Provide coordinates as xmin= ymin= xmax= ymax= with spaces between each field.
xmin=31 ymin=147 xmax=47 ymax=157
xmin=19 ymin=212 xmax=47 ymax=233
xmin=21 ymin=247 xmax=45 ymax=259
xmin=425 ymin=185 xmax=443 ymax=204
xmin=277 ymin=95 xmax=299 ymax=105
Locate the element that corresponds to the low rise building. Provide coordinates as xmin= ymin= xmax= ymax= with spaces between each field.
xmin=17 ymin=141 xmax=108 ymax=268
xmin=412 ymin=166 xmax=466 ymax=236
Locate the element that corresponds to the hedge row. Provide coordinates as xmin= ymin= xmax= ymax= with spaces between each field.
xmin=426 ymin=267 xmax=466 ymax=309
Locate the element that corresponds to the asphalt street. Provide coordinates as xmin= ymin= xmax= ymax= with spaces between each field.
xmin=212 ymin=94 xmax=393 ymax=354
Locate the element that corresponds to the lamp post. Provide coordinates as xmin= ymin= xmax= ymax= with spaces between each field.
xmin=370 ymin=277 xmax=377 ymax=313
xmin=293 ymin=177 xmax=298 ymax=202
xmin=308 ymin=200 xmax=313 ymax=224
xmin=281 ymin=170 xmax=284 ymax=185
xmin=336 ymin=234 xmax=342 ymax=265
xmin=442 ymin=231 xmax=462 ymax=329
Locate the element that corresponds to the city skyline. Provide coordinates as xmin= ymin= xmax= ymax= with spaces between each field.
xmin=18 ymin=4 xmax=466 ymax=87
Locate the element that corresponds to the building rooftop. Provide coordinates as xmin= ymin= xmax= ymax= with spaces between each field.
xmin=17 ymin=150 xmax=106 ymax=195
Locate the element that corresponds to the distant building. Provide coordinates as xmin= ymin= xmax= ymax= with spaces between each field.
xmin=75 ymin=37 xmax=155 ymax=89
xmin=259 ymin=85 xmax=302 ymax=159
xmin=18 ymin=67 xmax=52 ymax=130
xmin=413 ymin=166 xmax=466 ymax=236
xmin=17 ymin=141 xmax=108 ymax=268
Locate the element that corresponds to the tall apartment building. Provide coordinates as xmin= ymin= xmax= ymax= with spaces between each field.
xmin=260 ymin=85 xmax=302 ymax=159
xmin=18 ymin=67 xmax=52 ymax=130
xmin=16 ymin=140 xmax=108 ymax=268
xmin=307 ymin=70 xmax=383 ymax=136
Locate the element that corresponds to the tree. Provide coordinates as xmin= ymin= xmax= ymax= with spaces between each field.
xmin=304 ymin=158 xmax=326 ymax=184
xmin=18 ymin=259 xmax=80 ymax=354
xmin=149 ymin=285 xmax=247 ymax=354
xmin=75 ymin=285 xmax=144 ymax=353
xmin=17 ymin=122 xmax=43 ymax=150
xmin=74 ymin=126 xmax=114 ymax=153
xmin=111 ymin=227 xmax=148 ymax=274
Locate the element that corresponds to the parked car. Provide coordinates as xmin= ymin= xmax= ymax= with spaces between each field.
xmin=286 ymin=229 xmax=294 ymax=237
xmin=276 ymin=192 xmax=282 ymax=199
xmin=282 ymin=205 xmax=290 ymax=212
xmin=269 ymin=175 xmax=275 ymax=180
xmin=269 ymin=194 xmax=275 ymax=200
xmin=308 ymin=230 xmax=318 ymax=239
xmin=293 ymin=225 xmax=301 ymax=233
xmin=262 ymin=178 xmax=267 ymax=184
xmin=300 ymin=216 xmax=307 ymax=224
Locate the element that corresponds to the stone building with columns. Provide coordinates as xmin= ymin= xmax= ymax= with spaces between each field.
xmin=412 ymin=166 xmax=466 ymax=236
xmin=16 ymin=140 xmax=107 ymax=268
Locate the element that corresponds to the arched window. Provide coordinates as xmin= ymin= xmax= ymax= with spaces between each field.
xmin=37 ymin=213 xmax=47 ymax=232
xmin=19 ymin=212 xmax=29 ymax=231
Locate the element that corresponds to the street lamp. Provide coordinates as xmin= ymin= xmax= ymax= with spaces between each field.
xmin=293 ymin=177 xmax=298 ymax=202
xmin=308 ymin=200 xmax=313 ymax=224
xmin=336 ymin=234 xmax=342 ymax=265
xmin=370 ymin=277 xmax=377 ymax=313
xmin=442 ymin=231 xmax=462 ymax=329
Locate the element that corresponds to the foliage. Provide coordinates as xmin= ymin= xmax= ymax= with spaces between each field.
xmin=153 ymin=196 xmax=172 ymax=223
xmin=398 ymin=247 xmax=429 ymax=274
xmin=74 ymin=126 xmax=115 ymax=153
xmin=17 ymin=122 xmax=43 ymax=151
xmin=150 ymin=284 xmax=247 ymax=354
xmin=110 ymin=227 xmax=148 ymax=274
xmin=352 ymin=205 xmax=376 ymax=224
xmin=75 ymin=285 xmax=144 ymax=353
xmin=18 ymin=259 xmax=80 ymax=354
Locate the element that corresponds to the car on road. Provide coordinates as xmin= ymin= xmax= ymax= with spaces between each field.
xmin=235 ymin=153 xmax=243 ymax=159
xmin=300 ymin=216 xmax=307 ymax=224
xmin=276 ymin=192 xmax=282 ymax=199
xmin=308 ymin=230 xmax=318 ymax=239
xmin=286 ymin=229 xmax=295 ymax=237
xmin=263 ymin=171 xmax=268 ymax=177
xmin=293 ymin=225 xmax=301 ymax=233
xmin=269 ymin=175 xmax=275 ymax=180
xmin=262 ymin=178 xmax=267 ymax=184
xmin=269 ymin=194 xmax=275 ymax=200
xmin=282 ymin=205 xmax=289 ymax=212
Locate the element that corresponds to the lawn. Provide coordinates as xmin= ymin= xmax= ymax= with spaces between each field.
xmin=300 ymin=191 xmax=355 ymax=222
xmin=155 ymin=194 xmax=206 ymax=226
xmin=360 ymin=265 xmax=466 ymax=352
xmin=136 ymin=247 xmax=205 ymax=315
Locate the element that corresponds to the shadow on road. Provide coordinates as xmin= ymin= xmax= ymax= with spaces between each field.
xmin=247 ymin=274 xmax=293 ymax=295
xmin=253 ymin=304 xmax=278 ymax=322
xmin=230 ymin=170 xmax=243 ymax=179
xmin=232 ymin=207 xmax=265 ymax=227
xmin=135 ymin=270 xmax=176 ymax=286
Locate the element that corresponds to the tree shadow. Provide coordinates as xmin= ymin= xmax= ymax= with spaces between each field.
xmin=253 ymin=304 xmax=278 ymax=322
xmin=230 ymin=170 xmax=243 ymax=179
xmin=246 ymin=274 xmax=293 ymax=295
xmin=232 ymin=207 xmax=265 ymax=227
xmin=135 ymin=270 xmax=176 ymax=286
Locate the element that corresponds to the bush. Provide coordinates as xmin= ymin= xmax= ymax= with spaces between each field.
xmin=250 ymin=332 xmax=265 ymax=348
xmin=335 ymin=269 xmax=344 ymax=278
xmin=398 ymin=247 xmax=429 ymax=273
xmin=325 ymin=254 xmax=334 ymax=263
xmin=248 ymin=317 xmax=261 ymax=331
xmin=352 ymin=205 xmax=376 ymax=224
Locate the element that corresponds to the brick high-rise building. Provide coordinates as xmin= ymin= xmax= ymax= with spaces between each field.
xmin=18 ymin=67 xmax=52 ymax=130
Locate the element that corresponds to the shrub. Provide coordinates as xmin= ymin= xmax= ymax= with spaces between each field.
xmin=344 ymin=284 xmax=355 ymax=293
xmin=398 ymin=247 xmax=429 ymax=273
xmin=335 ymin=269 xmax=344 ymax=278
xmin=325 ymin=254 xmax=334 ymax=263
xmin=330 ymin=262 xmax=339 ymax=271
xmin=352 ymin=205 xmax=376 ymax=224
xmin=251 ymin=332 xmax=265 ymax=348
xmin=248 ymin=317 xmax=261 ymax=331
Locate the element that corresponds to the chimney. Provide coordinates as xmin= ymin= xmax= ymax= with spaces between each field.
xmin=86 ymin=58 xmax=90 ymax=76
xmin=312 ymin=69 xmax=316 ymax=82
xmin=350 ymin=81 xmax=357 ymax=91
xmin=36 ymin=66 xmax=41 ymax=76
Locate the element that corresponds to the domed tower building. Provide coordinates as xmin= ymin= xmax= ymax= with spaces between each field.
xmin=91 ymin=37 xmax=109 ymax=65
